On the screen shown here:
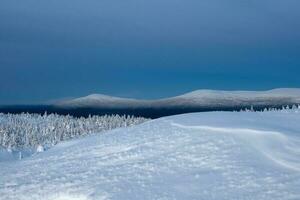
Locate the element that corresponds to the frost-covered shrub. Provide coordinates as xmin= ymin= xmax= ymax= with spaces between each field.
xmin=0 ymin=113 xmax=148 ymax=150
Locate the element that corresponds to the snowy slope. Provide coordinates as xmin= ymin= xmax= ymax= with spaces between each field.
xmin=55 ymin=94 xmax=146 ymax=108
xmin=55 ymin=88 xmax=300 ymax=109
xmin=1 ymin=111 xmax=300 ymax=200
xmin=160 ymin=88 xmax=300 ymax=107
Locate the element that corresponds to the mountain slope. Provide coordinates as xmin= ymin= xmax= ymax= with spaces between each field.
xmin=55 ymin=88 xmax=300 ymax=109
xmin=1 ymin=110 xmax=300 ymax=200
xmin=56 ymin=94 xmax=145 ymax=108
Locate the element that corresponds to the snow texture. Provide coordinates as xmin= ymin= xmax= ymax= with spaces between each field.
xmin=0 ymin=110 xmax=300 ymax=200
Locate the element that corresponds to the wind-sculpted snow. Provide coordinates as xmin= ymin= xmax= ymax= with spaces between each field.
xmin=0 ymin=111 xmax=300 ymax=199
xmin=171 ymin=123 xmax=300 ymax=172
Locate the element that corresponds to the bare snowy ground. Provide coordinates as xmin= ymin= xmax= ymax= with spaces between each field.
xmin=0 ymin=111 xmax=300 ymax=200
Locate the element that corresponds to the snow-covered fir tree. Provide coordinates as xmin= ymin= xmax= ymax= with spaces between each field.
xmin=239 ymin=104 xmax=300 ymax=113
xmin=0 ymin=113 xmax=148 ymax=150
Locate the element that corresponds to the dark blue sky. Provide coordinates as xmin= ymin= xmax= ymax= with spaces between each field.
xmin=1 ymin=0 xmax=300 ymax=104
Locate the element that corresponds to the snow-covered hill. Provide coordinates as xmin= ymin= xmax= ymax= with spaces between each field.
xmin=1 ymin=110 xmax=300 ymax=200
xmin=55 ymin=88 xmax=300 ymax=109
xmin=55 ymin=94 xmax=145 ymax=109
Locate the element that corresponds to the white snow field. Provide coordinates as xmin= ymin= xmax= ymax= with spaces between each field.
xmin=1 ymin=111 xmax=300 ymax=200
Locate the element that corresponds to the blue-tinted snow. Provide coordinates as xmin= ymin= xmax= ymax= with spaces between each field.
xmin=0 ymin=110 xmax=300 ymax=200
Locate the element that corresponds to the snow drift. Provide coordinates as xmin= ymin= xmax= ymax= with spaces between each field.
xmin=0 ymin=110 xmax=300 ymax=199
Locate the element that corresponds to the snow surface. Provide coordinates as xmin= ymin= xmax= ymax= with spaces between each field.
xmin=55 ymin=88 xmax=300 ymax=109
xmin=1 ymin=111 xmax=300 ymax=200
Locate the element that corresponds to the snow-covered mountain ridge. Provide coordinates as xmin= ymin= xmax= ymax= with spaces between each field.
xmin=0 ymin=110 xmax=299 ymax=199
xmin=55 ymin=88 xmax=300 ymax=109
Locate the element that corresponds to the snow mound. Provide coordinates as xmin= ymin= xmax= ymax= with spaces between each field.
xmin=0 ymin=111 xmax=300 ymax=200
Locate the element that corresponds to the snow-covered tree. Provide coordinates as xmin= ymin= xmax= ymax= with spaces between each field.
xmin=0 ymin=113 xmax=148 ymax=150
